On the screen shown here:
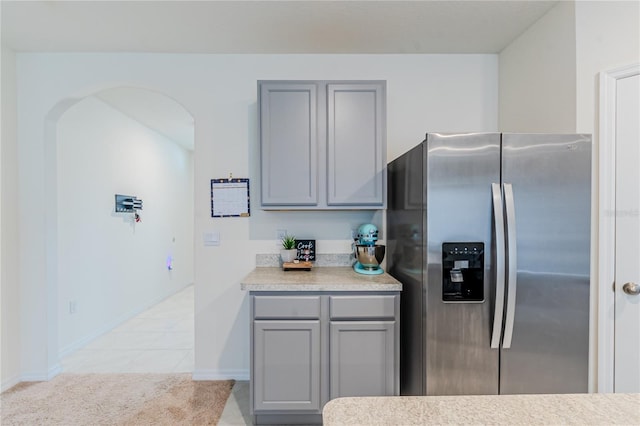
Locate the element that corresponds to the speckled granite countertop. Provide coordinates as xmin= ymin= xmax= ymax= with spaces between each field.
xmin=240 ymin=267 xmax=402 ymax=291
xmin=323 ymin=393 xmax=640 ymax=425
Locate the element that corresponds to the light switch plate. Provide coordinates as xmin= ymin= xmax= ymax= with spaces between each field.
xmin=203 ymin=231 xmax=220 ymax=246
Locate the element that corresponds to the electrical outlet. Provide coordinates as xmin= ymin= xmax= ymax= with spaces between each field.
xmin=69 ymin=301 xmax=77 ymax=314
xmin=277 ymin=229 xmax=287 ymax=240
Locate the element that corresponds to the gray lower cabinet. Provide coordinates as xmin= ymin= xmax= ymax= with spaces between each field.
xmin=329 ymin=321 xmax=396 ymax=399
xmin=258 ymin=80 xmax=386 ymax=210
xmin=250 ymin=292 xmax=399 ymax=425
xmin=253 ymin=320 xmax=321 ymax=411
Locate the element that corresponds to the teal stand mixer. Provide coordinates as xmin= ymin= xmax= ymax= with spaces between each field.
xmin=353 ymin=223 xmax=386 ymax=275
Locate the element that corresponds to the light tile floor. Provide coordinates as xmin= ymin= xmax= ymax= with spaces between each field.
xmin=60 ymin=284 xmax=253 ymax=424
xmin=219 ymin=381 xmax=252 ymax=425
xmin=61 ymin=285 xmax=194 ymax=373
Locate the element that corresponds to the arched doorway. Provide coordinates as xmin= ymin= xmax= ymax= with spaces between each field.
xmin=46 ymin=86 xmax=195 ymax=374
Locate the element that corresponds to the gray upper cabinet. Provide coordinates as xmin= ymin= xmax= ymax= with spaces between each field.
xmin=327 ymin=83 xmax=385 ymax=206
xmin=259 ymin=83 xmax=318 ymax=206
xmin=258 ymin=80 xmax=386 ymax=210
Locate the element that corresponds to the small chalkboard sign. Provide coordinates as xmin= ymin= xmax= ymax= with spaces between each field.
xmin=295 ymin=239 xmax=316 ymax=262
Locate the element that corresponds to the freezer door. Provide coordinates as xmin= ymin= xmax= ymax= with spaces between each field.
xmin=500 ymin=133 xmax=591 ymax=394
xmin=425 ymin=133 xmax=501 ymax=395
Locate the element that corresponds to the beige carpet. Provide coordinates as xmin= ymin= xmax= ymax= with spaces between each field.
xmin=0 ymin=373 xmax=235 ymax=425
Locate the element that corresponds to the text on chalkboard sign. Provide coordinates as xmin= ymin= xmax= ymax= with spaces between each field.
xmin=295 ymin=240 xmax=316 ymax=262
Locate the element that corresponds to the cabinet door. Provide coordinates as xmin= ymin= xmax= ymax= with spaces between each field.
xmin=327 ymin=83 xmax=386 ymax=206
xmin=259 ymin=82 xmax=318 ymax=206
xmin=329 ymin=321 xmax=396 ymax=399
xmin=253 ymin=320 xmax=321 ymax=412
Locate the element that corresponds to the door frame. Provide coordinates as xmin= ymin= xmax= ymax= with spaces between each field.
xmin=597 ymin=63 xmax=640 ymax=393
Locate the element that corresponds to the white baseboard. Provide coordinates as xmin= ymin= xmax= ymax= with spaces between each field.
xmin=1 ymin=361 xmax=63 ymax=392
xmin=4 ymin=366 xmax=247 ymax=390
xmin=48 ymin=363 xmax=63 ymax=379
xmin=1 ymin=374 xmax=21 ymax=393
xmin=13 ymin=363 xmax=63 ymax=386
xmin=192 ymin=369 xmax=249 ymax=381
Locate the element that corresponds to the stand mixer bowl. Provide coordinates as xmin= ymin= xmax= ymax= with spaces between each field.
xmin=354 ymin=244 xmax=386 ymax=270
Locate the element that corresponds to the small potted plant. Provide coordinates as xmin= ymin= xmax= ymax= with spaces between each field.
xmin=280 ymin=235 xmax=298 ymax=263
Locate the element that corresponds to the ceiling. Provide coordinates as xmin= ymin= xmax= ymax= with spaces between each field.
xmin=2 ymin=1 xmax=559 ymax=54
xmin=2 ymin=1 xmax=559 ymax=151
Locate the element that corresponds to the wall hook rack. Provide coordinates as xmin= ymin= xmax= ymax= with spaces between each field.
xmin=115 ymin=194 xmax=143 ymax=213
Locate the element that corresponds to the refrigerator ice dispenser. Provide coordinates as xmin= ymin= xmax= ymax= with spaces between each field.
xmin=442 ymin=242 xmax=484 ymax=302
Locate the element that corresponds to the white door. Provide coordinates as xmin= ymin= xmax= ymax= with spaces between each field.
xmin=614 ymin=72 xmax=640 ymax=393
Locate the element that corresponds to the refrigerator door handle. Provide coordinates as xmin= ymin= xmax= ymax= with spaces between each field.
xmin=490 ymin=183 xmax=506 ymax=349
xmin=502 ymin=183 xmax=518 ymax=349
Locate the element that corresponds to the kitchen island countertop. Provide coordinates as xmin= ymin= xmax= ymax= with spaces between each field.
xmin=323 ymin=393 xmax=640 ymax=425
xmin=240 ymin=266 xmax=402 ymax=291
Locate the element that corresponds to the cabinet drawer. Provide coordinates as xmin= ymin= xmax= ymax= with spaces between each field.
xmin=330 ymin=295 xmax=397 ymax=320
xmin=253 ymin=295 xmax=321 ymax=319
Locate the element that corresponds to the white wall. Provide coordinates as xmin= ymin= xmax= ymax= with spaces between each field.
xmin=498 ymin=0 xmax=640 ymax=392
xmin=1 ymin=45 xmax=21 ymax=391
xmin=499 ymin=1 xmax=576 ymax=132
xmin=14 ymin=53 xmax=498 ymax=380
xmin=56 ymin=95 xmax=194 ymax=356
xmin=575 ymin=0 xmax=640 ymax=134
xmin=499 ymin=0 xmax=640 ymax=134
xmin=574 ymin=0 xmax=640 ymax=392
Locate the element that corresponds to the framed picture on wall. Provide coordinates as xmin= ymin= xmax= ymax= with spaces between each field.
xmin=211 ymin=178 xmax=250 ymax=217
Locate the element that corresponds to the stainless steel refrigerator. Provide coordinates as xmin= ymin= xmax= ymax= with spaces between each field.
xmin=387 ymin=133 xmax=591 ymax=396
